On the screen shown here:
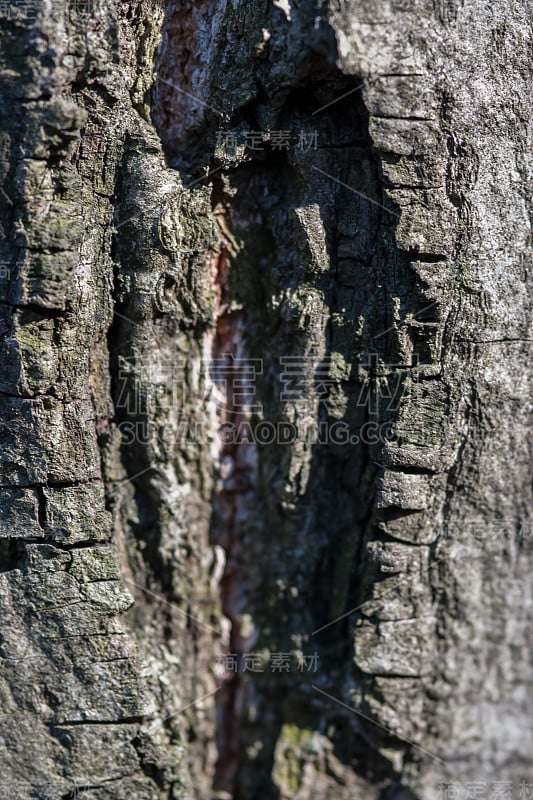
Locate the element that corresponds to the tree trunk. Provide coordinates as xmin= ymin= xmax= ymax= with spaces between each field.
xmin=0 ymin=1 xmax=531 ymax=798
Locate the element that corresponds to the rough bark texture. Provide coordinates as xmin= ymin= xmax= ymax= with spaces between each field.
xmin=0 ymin=1 xmax=531 ymax=799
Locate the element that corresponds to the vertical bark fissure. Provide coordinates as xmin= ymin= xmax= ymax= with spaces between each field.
xmin=207 ymin=199 xmax=260 ymax=795
xmin=151 ymin=0 xmax=445 ymax=790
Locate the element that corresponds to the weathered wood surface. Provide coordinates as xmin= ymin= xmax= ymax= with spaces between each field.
xmin=0 ymin=1 xmax=531 ymax=798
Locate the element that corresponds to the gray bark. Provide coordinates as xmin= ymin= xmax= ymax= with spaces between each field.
xmin=0 ymin=1 xmax=531 ymax=799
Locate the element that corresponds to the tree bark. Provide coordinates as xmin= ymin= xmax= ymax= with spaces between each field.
xmin=0 ymin=1 xmax=531 ymax=799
